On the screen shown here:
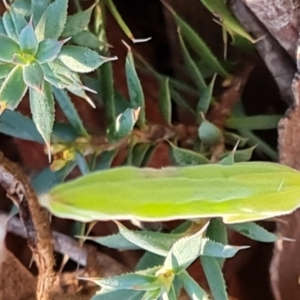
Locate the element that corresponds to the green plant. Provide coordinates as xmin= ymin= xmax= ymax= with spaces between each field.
xmin=0 ymin=0 xmax=287 ymax=299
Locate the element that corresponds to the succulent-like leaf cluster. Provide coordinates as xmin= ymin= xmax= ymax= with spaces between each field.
xmin=0 ymin=0 xmax=115 ymax=157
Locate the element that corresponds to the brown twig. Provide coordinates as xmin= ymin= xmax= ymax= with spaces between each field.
xmin=0 ymin=152 xmax=56 ymax=300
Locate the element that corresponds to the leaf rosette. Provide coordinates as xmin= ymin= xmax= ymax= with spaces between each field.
xmin=0 ymin=0 xmax=115 ymax=157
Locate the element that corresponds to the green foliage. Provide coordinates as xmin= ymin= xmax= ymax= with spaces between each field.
xmin=0 ymin=1 xmax=287 ymax=299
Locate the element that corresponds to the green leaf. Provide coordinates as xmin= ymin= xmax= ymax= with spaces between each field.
xmin=165 ymin=3 xmax=228 ymax=77
xmin=0 ymin=109 xmax=43 ymax=143
xmin=31 ymin=0 xmax=50 ymax=26
xmin=104 ymin=0 xmax=150 ymax=43
xmin=83 ymin=233 xmax=139 ymax=250
xmin=164 ymin=224 xmax=208 ymax=273
xmin=2 ymin=11 xmax=18 ymax=40
xmin=131 ymin=143 xmax=152 ymax=167
xmin=58 ymin=45 xmax=116 ymax=73
xmin=223 ymin=131 xmax=248 ymax=147
xmin=198 ymin=119 xmax=222 ymax=145
xmin=0 ymin=64 xmax=14 ymax=79
xmin=9 ymin=6 xmax=27 ymax=36
xmin=62 ymin=2 xmax=97 ymax=38
xmin=12 ymin=53 xmax=28 ymax=65
xmin=90 ymin=273 xmax=159 ymax=290
xmin=226 ymin=115 xmax=281 ymax=130
xmin=116 ymin=222 xmax=187 ymax=256
xmin=178 ymin=29 xmax=206 ymax=91
xmin=233 ymin=146 xmax=256 ymax=162
xmin=95 ymin=150 xmax=117 ymax=170
xmin=0 ymin=35 xmax=20 ymax=63
xmin=229 ymin=222 xmax=278 ymax=242
xmin=71 ymin=30 xmax=101 ymax=49
xmin=200 ymin=256 xmax=228 ymax=300
xmin=11 ymin=0 xmax=31 ymax=18
xmin=0 ymin=17 xmax=6 ymax=35
xmin=199 ymin=0 xmax=255 ymax=42
xmin=40 ymin=162 xmax=300 ymax=224
xmin=35 ymin=0 xmax=68 ymax=41
xmin=29 ymin=81 xmax=54 ymax=157
xmin=19 ymin=18 xmax=38 ymax=55
xmin=35 ymin=39 xmax=66 ymax=64
xmin=0 ymin=66 xmax=27 ymax=111
xmin=169 ymin=143 xmax=209 ymax=166
xmin=53 ymin=87 xmax=88 ymax=137
xmin=107 ymin=108 xmax=139 ymax=141
xmin=197 ymin=75 xmax=216 ymax=115
xmin=124 ymin=43 xmax=145 ymax=127
xmin=23 ymin=62 xmax=44 ymax=91
xmin=158 ymin=77 xmax=172 ymax=125
xmin=179 ymin=271 xmax=209 ymax=300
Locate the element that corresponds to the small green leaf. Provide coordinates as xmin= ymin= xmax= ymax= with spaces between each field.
xmin=62 ymin=2 xmax=98 ymax=37
xmin=0 ymin=64 xmax=15 ymax=79
xmin=0 ymin=110 xmax=43 ymax=143
xmin=58 ymin=45 xmax=116 ymax=73
xmin=104 ymin=0 xmax=150 ymax=43
xmin=0 ymin=35 xmax=20 ymax=63
xmin=66 ymin=85 xmax=96 ymax=108
xmin=83 ymin=233 xmax=138 ymax=250
xmin=158 ymin=77 xmax=172 ymax=125
xmin=71 ymin=30 xmax=102 ymax=49
xmin=53 ymin=87 xmax=88 ymax=137
xmin=124 ymin=43 xmax=145 ymax=127
xmin=200 ymin=256 xmax=228 ymax=300
xmin=198 ymin=119 xmax=223 ymax=145
xmin=41 ymin=63 xmax=65 ymax=89
xmin=0 ymin=66 xmax=27 ymax=111
xmin=143 ymin=289 xmax=162 ymax=300
xmin=116 ymin=222 xmax=187 ymax=256
xmin=95 ymin=150 xmax=118 ymax=171
xmin=178 ymin=29 xmax=206 ymax=92
xmin=35 ymin=39 xmax=66 ymax=64
xmin=164 ymin=224 xmax=209 ymax=273
xmin=179 ymin=271 xmax=209 ymax=300
xmin=226 ymin=115 xmax=281 ymax=130
xmin=233 ymin=146 xmax=255 ymax=162
xmin=2 ymin=11 xmax=17 ymax=40
xmin=223 ymin=131 xmax=248 ymax=147
xmin=131 ymin=143 xmax=152 ymax=167
xmin=29 ymin=81 xmax=55 ymax=157
xmin=90 ymin=273 xmax=159 ymax=290
xmin=35 ymin=0 xmax=68 ymax=41
xmin=170 ymin=143 xmax=209 ymax=166
xmin=197 ymin=74 xmax=216 ymax=115
xmin=19 ymin=18 xmax=38 ymax=55
xmin=107 ymin=108 xmax=139 ymax=140
xmin=12 ymin=53 xmax=28 ymax=65
xmin=229 ymin=222 xmax=278 ymax=242
xmin=23 ymin=62 xmax=44 ymax=91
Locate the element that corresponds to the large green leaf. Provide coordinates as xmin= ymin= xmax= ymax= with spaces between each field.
xmin=39 ymin=162 xmax=300 ymax=224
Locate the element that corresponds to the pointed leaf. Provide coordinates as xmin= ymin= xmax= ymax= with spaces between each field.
xmin=198 ymin=119 xmax=222 ymax=145
xmin=179 ymin=271 xmax=209 ymax=300
xmin=29 ymin=81 xmax=54 ymax=155
xmin=158 ymin=77 xmax=172 ymax=125
xmin=35 ymin=39 xmax=66 ymax=64
xmin=9 ymin=6 xmax=27 ymax=36
xmin=169 ymin=143 xmax=209 ymax=166
xmin=116 ymin=222 xmax=187 ymax=256
xmin=200 ymin=256 xmax=228 ymax=300
xmin=31 ymin=0 xmax=50 ymax=26
xmin=197 ymin=75 xmax=216 ymax=114
xmin=164 ymin=224 xmax=209 ymax=273
xmin=19 ymin=19 xmax=38 ymax=55
xmin=23 ymin=62 xmax=44 ymax=91
xmin=229 ymin=222 xmax=278 ymax=242
xmin=0 ymin=66 xmax=27 ymax=111
xmin=0 ymin=35 xmax=20 ymax=63
xmin=35 ymin=0 xmax=68 ymax=41
xmin=71 ymin=30 xmax=102 ymax=49
xmin=90 ymin=273 xmax=159 ymax=290
xmin=2 ymin=11 xmax=17 ymax=40
xmin=58 ymin=45 xmax=116 ymax=73
xmin=11 ymin=0 xmax=31 ymax=17
xmin=62 ymin=2 xmax=97 ymax=37
xmin=124 ymin=43 xmax=145 ymax=127
xmin=53 ymin=87 xmax=88 ymax=137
